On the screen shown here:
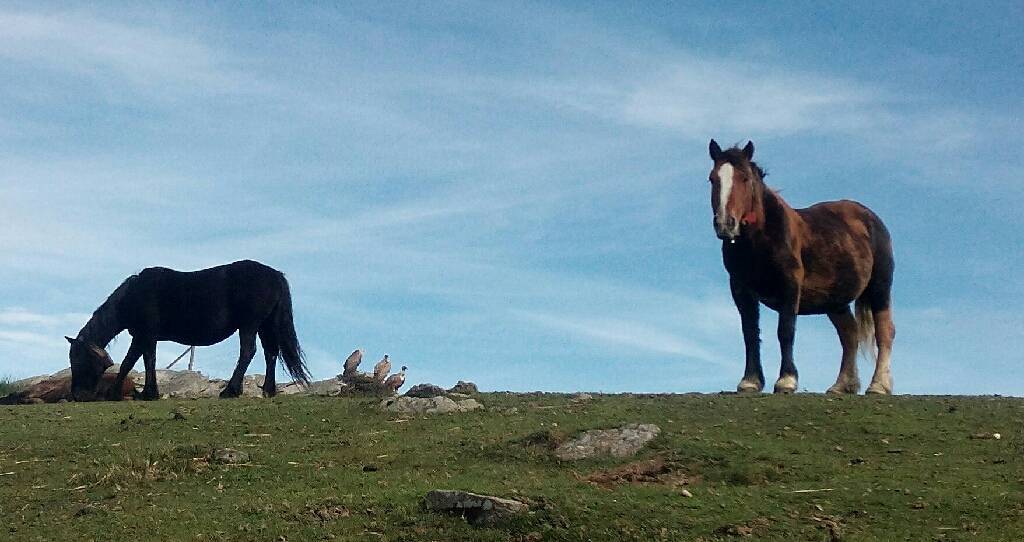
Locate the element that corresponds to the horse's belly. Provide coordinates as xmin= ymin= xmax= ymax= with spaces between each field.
xmin=155 ymin=327 xmax=236 ymax=347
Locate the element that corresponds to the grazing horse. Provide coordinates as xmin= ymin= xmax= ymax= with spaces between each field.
xmin=67 ymin=260 xmax=311 ymax=401
xmin=707 ymin=140 xmax=895 ymax=394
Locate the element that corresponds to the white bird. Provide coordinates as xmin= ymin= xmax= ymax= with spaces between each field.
xmin=383 ymin=366 xmax=407 ymax=394
xmin=373 ymin=354 xmax=391 ymax=383
xmin=343 ymin=349 xmax=363 ymax=376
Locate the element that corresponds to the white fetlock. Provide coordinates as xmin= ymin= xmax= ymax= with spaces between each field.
xmin=773 ymin=375 xmax=798 ymax=394
xmin=736 ymin=378 xmax=763 ymax=393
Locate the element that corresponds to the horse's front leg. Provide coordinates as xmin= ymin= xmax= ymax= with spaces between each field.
xmin=140 ymin=341 xmax=160 ymax=400
xmin=774 ymin=285 xmax=800 ymax=394
xmin=108 ymin=337 xmax=144 ymax=400
xmin=731 ymin=279 xmax=764 ymax=392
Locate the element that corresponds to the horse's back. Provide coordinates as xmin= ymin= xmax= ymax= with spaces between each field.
xmin=121 ymin=260 xmax=287 ymax=343
xmin=792 ymin=200 xmax=892 ymax=313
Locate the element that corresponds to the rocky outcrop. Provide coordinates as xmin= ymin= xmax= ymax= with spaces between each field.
xmin=380 ymin=396 xmax=483 ymax=415
xmin=404 ymin=383 xmax=447 ymax=398
xmin=554 ymin=423 xmax=661 ymax=460
xmin=447 ymin=381 xmax=479 ymax=395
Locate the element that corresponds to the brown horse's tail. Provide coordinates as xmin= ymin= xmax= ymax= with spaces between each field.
xmin=855 ymin=298 xmax=877 ymax=362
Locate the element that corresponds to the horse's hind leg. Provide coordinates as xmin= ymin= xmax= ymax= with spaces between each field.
xmin=866 ymin=306 xmax=895 ymax=394
xmin=826 ymin=307 xmax=861 ymax=394
xmin=220 ymin=329 xmax=258 ymax=399
xmin=257 ymin=325 xmax=279 ymax=397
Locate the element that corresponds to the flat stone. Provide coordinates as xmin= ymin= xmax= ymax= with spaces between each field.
xmin=380 ymin=396 xmax=483 ymax=415
xmin=554 ymin=423 xmax=661 ymax=460
xmin=424 ymin=489 xmax=528 ymax=526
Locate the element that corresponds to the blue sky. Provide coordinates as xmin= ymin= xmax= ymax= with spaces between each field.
xmin=1 ymin=2 xmax=1021 ymax=394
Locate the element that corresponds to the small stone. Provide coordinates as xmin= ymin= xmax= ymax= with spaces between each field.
xmin=680 ymin=489 xmax=693 ymax=498
xmin=213 ymin=448 xmax=249 ymax=464
xmin=993 ymin=433 xmax=1001 ymax=440
xmin=362 ymin=464 xmax=379 ymax=472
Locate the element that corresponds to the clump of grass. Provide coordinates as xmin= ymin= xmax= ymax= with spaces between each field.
xmin=0 ymin=376 xmax=22 ymax=396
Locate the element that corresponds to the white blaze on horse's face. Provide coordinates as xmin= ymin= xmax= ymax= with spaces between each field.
xmin=714 ymin=162 xmax=741 ymax=240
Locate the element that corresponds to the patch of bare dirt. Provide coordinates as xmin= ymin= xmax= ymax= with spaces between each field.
xmin=582 ymin=458 xmax=697 ymax=489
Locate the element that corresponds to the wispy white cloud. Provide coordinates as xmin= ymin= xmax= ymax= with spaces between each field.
xmin=0 ymin=9 xmax=253 ymax=95
xmin=513 ymin=309 xmax=725 ymax=363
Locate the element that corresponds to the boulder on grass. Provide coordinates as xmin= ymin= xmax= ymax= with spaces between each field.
xmin=554 ymin=423 xmax=661 ymax=460
xmin=424 ymin=489 xmax=528 ymax=526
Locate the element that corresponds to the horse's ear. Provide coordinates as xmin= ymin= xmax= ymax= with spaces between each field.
xmin=742 ymin=141 xmax=754 ymax=160
xmin=66 ymin=336 xmax=76 ymax=344
xmin=709 ymin=139 xmax=723 ymax=160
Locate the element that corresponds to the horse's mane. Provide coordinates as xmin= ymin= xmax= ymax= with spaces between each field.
xmin=77 ymin=274 xmax=137 ymax=347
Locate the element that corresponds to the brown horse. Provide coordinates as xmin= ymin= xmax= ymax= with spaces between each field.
xmin=0 ymin=373 xmax=136 ymax=404
xmin=707 ymin=139 xmax=895 ymax=394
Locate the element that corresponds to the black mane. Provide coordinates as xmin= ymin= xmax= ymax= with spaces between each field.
xmin=77 ymin=275 xmax=137 ymax=347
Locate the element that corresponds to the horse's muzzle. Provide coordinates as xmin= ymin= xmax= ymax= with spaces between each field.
xmin=714 ymin=216 xmax=740 ymax=240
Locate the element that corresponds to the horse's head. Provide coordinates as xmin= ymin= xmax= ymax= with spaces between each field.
xmin=66 ymin=336 xmax=114 ymax=401
xmin=708 ymin=139 xmax=764 ymax=241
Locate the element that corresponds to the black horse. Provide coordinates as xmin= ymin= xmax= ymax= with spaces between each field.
xmin=67 ymin=260 xmax=311 ymax=401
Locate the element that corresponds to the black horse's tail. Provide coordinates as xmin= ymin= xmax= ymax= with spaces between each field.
xmin=274 ymin=274 xmax=312 ymax=385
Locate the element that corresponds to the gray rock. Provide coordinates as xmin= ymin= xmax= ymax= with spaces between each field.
xmin=380 ymin=396 xmax=483 ymax=415
xmin=213 ymin=447 xmax=249 ymax=464
xmin=554 ymin=423 xmax=661 ymax=460
xmin=571 ymin=392 xmax=594 ymax=402
xmin=447 ymin=381 xmax=479 ymax=395
xmin=424 ymin=489 xmax=528 ymax=526
xmin=280 ymin=377 xmax=346 ymax=396
xmin=405 ymin=383 xmax=447 ymax=398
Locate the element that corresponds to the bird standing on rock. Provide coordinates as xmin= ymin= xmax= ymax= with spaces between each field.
xmin=373 ymin=354 xmax=391 ymax=383
xmin=343 ymin=349 xmax=363 ymax=377
xmin=383 ymin=366 xmax=407 ymax=394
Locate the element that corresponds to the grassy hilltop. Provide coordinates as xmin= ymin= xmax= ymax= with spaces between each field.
xmin=1 ymin=393 xmax=1022 ymax=541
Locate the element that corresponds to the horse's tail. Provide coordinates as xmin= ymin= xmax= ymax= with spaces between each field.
xmin=274 ymin=274 xmax=312 ymax=386
xmin=855 ymin=297 xmax=877 ymax=363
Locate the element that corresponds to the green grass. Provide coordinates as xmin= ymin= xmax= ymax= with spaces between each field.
xmin=1 ymin=393 xmax=1022 ymax=541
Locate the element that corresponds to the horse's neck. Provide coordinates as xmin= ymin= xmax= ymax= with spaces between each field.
xmin=756 ymin=187 xmax=797 ymax=239
xmin=77 ymin=305 xmax=123 ymax=347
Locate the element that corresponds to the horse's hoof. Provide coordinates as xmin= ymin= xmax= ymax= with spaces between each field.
xmin=261 ymin=386 xmax=277 ymax=398
xmin=827 ymin=380 xmax=861 ymax=395
xmin=219 ymin=387 xmax=241 ymax=399
xmin=865 ymin=383 xmax=892 ymax=395
xmin=140 ymin=389 xmax=160 ymax=401
xmin=773 ymin=375 xmax=798 ymax=394
xmin=736 ymin=379 xmax=764 ymax=393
